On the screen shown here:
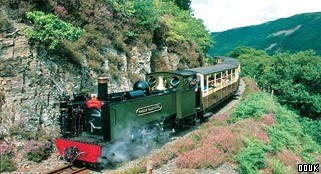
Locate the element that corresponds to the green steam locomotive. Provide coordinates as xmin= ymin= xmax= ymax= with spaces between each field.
xmin=55 ymin=57 xmax=241 ymax=165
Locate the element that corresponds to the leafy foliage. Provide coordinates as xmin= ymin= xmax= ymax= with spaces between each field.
xmin=266 ymin=104 xmax=320 ymax=163
xmin=237 ymin=138 xmax=267 ymax=174
xmin=230 ymin=91 xmax=320 ymax=166
xmin=259 ymin=51 xmax=321 ymax=119
xmin=0 ymin=140 xmax=16 ymax=172
xmin=229 ymin=92 xmax=275 ymax=123
xmin=230 ymin=47 xmax=321 ymax=119
xmin=0 ymin=154 xmax=16 ymax=172
xmin=24 ymin=140 xmax=52 ymax=163
xmin=173 ymin=0 xmax=191 ymax=10
xmin=25 ymin=11 xmax=84 ymax=49
xmin=298 ymin=117 xmax=321 ymax=145
xmin=268 ymin=159 xmax=292 ymax=174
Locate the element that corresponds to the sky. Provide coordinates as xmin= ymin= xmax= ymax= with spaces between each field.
xmin=190 ymin=0 xmax=321 ymax=32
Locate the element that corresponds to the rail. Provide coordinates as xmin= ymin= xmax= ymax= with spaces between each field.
xmin=44 ymin=163 xmax=87 ymax=174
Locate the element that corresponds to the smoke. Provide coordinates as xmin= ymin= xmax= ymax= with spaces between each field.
xmin=101 ymin=123 xmax=172 ymax=164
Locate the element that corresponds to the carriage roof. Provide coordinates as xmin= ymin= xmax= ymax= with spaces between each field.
xmin=188 ymin=57 xmax=239 ymax=75
xmin=146 ymin=57 xmax=239 ymax=76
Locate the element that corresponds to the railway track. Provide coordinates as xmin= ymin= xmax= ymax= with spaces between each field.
xmin=45 ymin=163 xmax=88 ymax=174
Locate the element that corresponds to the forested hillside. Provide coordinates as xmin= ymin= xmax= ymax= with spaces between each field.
xmin=228 ymin=47 xmax=321 ymax=145
xmin=209 ymin=12 xmax=321 ymax=56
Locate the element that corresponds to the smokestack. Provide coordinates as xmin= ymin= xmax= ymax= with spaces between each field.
xmin=97 ymin=77 xmax=108 ymax=101
xmin=97 ymin=77 xmax=111 ymax=141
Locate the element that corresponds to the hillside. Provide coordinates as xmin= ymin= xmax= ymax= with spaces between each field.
xmin=0 ymin=1 xmax=212 ymax=172
xmin=103 ymin=78 xmax=321 ymax=174
xmin=209 ymin=12 xmax=321 ymax=56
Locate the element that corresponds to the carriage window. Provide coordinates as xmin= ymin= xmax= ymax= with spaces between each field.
xmin=216 ymin=73 xmax=222 ymax=84
xmin=203 ymin=79 xmax=208 ymax=91
xmin=208 ymin=75 xmax=215 ymax=89
xmin=232 ymin=68 xmax=236 ymax=77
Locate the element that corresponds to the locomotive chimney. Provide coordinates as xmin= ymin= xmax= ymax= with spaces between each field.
xmin=97 ymin=77 xmax=111 ymax=141
xmin=97 ymin=77 xmax=108 ymax=101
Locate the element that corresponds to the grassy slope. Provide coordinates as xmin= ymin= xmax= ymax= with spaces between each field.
xmin=209 ymin=12 xmax=321 ymax=56
xmin=120 ymin=78 xmax=320 ymax=174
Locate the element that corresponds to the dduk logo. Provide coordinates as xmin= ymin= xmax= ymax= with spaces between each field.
xmin=297 ymin=164 xmax=319 ymax=172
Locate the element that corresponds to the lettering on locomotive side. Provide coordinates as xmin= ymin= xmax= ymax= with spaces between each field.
xmin=136 ymin=103 xmax=162 ymax=116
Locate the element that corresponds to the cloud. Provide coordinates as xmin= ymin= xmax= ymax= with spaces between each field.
xmin=191 ymin=0 xmax=321 ymax=31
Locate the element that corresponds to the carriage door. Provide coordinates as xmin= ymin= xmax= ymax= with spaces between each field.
xmin=196 ymin=74 xmax=202 ymax=109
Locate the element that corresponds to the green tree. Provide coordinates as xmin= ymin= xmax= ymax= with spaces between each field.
xmin=259 ymin=51 xmax=321 ymax=119
xmin=227 ymin=46 xmax=270 ymax=78
xmin=229 ymin=47 xmax=321 ymax=119
xmin=174 ymin=0 xmax=191 ymax=10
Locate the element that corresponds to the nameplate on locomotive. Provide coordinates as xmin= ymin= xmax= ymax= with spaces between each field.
xmin=136 ymin=103 xmax=162 ymax=116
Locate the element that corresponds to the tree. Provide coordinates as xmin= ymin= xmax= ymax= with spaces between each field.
xmin=177 ymin=0 xmax=191 ymax=10
xmin=230 ymin=46 xmax=321 ymax=119
xmin=168 ymin=0 xmax=191 ymax=10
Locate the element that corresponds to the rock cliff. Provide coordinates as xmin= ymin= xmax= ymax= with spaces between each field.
xmin=0 ymin=20 xmax=183 ymax=138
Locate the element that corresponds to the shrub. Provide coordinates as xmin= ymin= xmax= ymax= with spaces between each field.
xmin=266 ymin=102 xmax=320 ymax=163
xmin=176 ymin=145 xmax=225 ymax=169
xmin=25 ymin=11 xmax=84 ymax=50
xmin=299 ymin=117 xmax=321 ymax=145
xmin=0 ymin=154 xmax=16 ymax=172
xmin=0 ymin=140 xmax=11 ymax=155
xmin=123 ymin=158 xmax=148 ymax=173
xmin=237 ymin=138 xmax=267 ymax=174
xmin=0 ymin=140 xmax=15 ymax=173
xmin=274 ymin=149 xmax=303 ymax=173
xmin=232 ymin=48 xmax=321 ymax=119
xmin=88 ymin=59 xmax=101 ymax=72
xmin=149 ymin=151 xmax=176 ymax=168
xmin=168 ymin=138 xmax=197 ymax=155
xmin=260 ymin=114 xmax=275 ymax=126
xmin=9 ymin=122 xmax=31 ymax=139
xmin=24 ymin=140 xmax=52 ymax=163
xmin=229 ymin=92 xmax=275 ymax=123
xmin=268 ymin=159 xmax=292 ymax=174
xmin=58 ymin=40 xmax=84 ymax=65
xmin=232 ymin=120 xmax=269 ymax=143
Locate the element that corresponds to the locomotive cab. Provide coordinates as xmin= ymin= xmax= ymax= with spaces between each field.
xmin=85 ymin=94 xmax=103 ymax=135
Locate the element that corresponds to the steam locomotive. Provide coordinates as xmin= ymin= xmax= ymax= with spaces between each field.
xmin=55 ymin=57 xmax=240 ymax=165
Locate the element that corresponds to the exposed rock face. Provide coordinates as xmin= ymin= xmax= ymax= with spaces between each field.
xmin=0 ymin=22 xmax=183 ymax=136
xmin=0 ymin=24 xmax=78 ymax=135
